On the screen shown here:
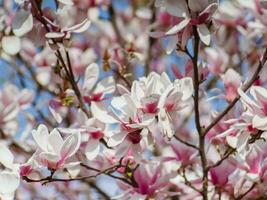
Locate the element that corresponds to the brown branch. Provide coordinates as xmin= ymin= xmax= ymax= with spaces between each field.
xmin=207 ymin=147 xmax=236 ymax=170
xmin=174 ymin=135 xmax=198 ymax=150
xmin=180 ymin=168 xmax=202 ymax=194
xmin=23 ymin=163 xmax=135 ymax=187
xmin=235 ymin=182 xmax=257 ymax=200
xmin=191 ymin=26 xmax=208 ymax=200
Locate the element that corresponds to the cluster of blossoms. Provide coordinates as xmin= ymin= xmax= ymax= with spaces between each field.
xmin=2 ymin=0 xmax=267 ymax=200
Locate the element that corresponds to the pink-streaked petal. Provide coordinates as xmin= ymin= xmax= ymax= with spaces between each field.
xmin=197 ymin=24 xmax=211 ymax=45
xmin=107 ymin=133 xmax=127 ymax=147
xmin=165 ymin=18 xmax=190 ymax=35
xmin=85 ymin=140 xmax=100 ymax=160
xmin=83 ymin=63 xmax=99 ymax=93
xmin=60 ymin=132 xmax=81 ymax=159
xmin=32 ymin=124 xmax=49 ymax=152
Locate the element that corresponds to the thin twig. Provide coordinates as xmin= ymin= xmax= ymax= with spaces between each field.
xmin=203 ymin=48 xmax=267 ymax=136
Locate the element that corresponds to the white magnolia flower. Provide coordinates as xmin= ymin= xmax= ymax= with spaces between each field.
xmin=106 ymin=94 xmax=154 ymax=158
xmin=31 ymin=124 xmax=81 ymax=169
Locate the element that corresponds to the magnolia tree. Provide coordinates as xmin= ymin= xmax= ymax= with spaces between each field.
xmin=2 ymin=0 xmax=267 ymax=199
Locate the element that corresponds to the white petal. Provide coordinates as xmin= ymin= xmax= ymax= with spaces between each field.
xmin=252 ymin=115 xmax=267 ymax=130
xmin=85 ymin=140 xmax=100 ymax=160
xmin=32 ymin=124 xmax=49 ymax=151
xmin=60 ymin=132 xmax=81 ymax=159
xmin=2 ymin=36 xmax=21 ymax=55
xmin=83 ymin=63 xmax=99 ymax=93
xmin=180 ymin=77 xmax=194 ymax=100
xmin=226 ymin=136 xmax=238 ymax=149
xmin=165 ymin=18 xmax=190 ymax=35
xmin=197 ymin=24 xmax=211 ymax=45
xmin=94 ymin=76 xmax=115 ymax=95
xmin=107 ymin=133 xmax=127 ymax=147
xmin=0 ymin=172 xmax=19 ymax=194
xmin=64 ymin=19 xmax=91 ymax=33
xmin=12 ymin=10 xmax=33 ymax=37
xmin=0 ymin=144 xmax=14 ymax=169
xmin=91 ymin=102 xmax=118 ymax=123
xmin=2 ymin=103 xmax=19 ymax=123
xmin=48 ymin=129 xmax=64 ymax=154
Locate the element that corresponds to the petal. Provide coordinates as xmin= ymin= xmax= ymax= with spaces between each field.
xmin=0 ymin=171 xmax=20 ymax=194
xmin=49 ymin=100 xmax=63 ymax=124
xmin=0 ymin=144 xmax=14 ymax=169
xmin=63 ymin=19 xmax=91 ymax=33
xmin=12 ymin=9 xmax=33 ymax=37
xmin=48 ymin=129 xmax=64 ymax=154
xmin=60 ymin=132 xmax=81 ymax=159
xmin=180 ymin=77 xmax=193 ymax=101
xmin=83 ymin=63 xmax=99 ymax=93
xmin=38 ymin=152 xmax=60 ymax=168
xmin=32 ymin=124 xmax=49 ymax=151
xmin=94 ymin=76 xmax=115 ymax=95
xmin=165 ymin=18 xmax=190 ymax=35
xmin=252 ymin=115 xmax=267 ymax=130
xmin=2 ymin=36 xmax=21 ymax=55
xmin=85 ymin=140 xmax=100 ymax=160
xmin=91 ymin=102 xmax=118 ymax=123
xmin=197 ymin=24 xmax=211 ymax=45
xmin=2 ymin=103 xmax=19 ymax=123
xmin=107 ymin=133 xmax=127 ymax=147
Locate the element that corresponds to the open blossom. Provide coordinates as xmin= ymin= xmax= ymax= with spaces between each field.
xmin=31 ymin=124 xmax=81 ymax=169
xmin=81 ymin=117 xmax=108 ymax=160
xmin=106 ymin=94 xmax=154 ymax=158
xmin=238 ymin=86 xmax=267 ymax=131
xmin=205 ymin=47 xmax=229 ymax=75
xmin=154 ymin=0 xmax=218 ymax=47
xmin=117 ymin=162 xmax=175 ymax=200
xmin=223 ymin=68 xmax=242 ymax=102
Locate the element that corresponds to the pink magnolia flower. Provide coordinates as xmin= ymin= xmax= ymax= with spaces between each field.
xmin=169 ymin=140 xmax=197 ymax=167
xmin=117 ymin=162 xmax=175 ymax=200
xmin=155 ymin=0 xmax=218 ymax=45
xmin=205 ymin=47 xmax=229 ymax=75
xmin=210 ymin=159 xmax=235 ymax=188
xmin=106 ymin=94 xmax=154 ymax=158
xmin=230 ymin=146 xmax=267 ymax=182
xmin=223 ymin=68 xmax=242 ymax=102
xmin=31 ymin=124 xmax=81 ymax=170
